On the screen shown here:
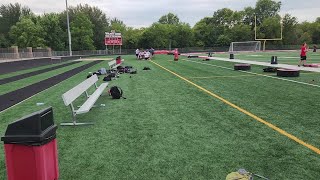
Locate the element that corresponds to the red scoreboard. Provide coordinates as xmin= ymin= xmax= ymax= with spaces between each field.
xmin=105 ymin=32 xmax=122 ymax=46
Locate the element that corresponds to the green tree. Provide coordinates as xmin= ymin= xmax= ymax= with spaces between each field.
xmin=242 ymin=7 xmax=256 ymax=28
xmin=108 ymin=18 xmax=129 ymax=48
xmin=311 ymin=22 xmax=320 ymax=44
xmin=0 ymin=3 xmax=31 ymax=34
xmin=298 ymin=32 xmax=312 ymax=45
xmin=216 ymin=34 xmax=231 ymax=46
xmin=193 ymin=18 xmax=219 ymax=47
xmin=139 ymin=23 xmax=171 ymax=48
xmin=0 ymin=3 xmax=32 ymax=47
xmin=59 ymin=4 xmax=111 ymax=50
xmin=230 ymin=24 xmax=253 ymax=42
xmin=256 ymin=16 xmax=281 ymax=40
xmin=303 ymin=22 xmax=320 ymax=44
xmin=211 ymin=8 xmax=238 ymax=27
xmin=158 ymin=13 xmax=180 ymax=25
xmin=171 ymin=23 xmax=194 ymax=48
xmin=297 ymin=21 xmax=320 ymax=44
xmin=282 ymin=14 xmax=298 ymax=45
xmin=123 ymin=27 xmax=144 ymax=49
xmin=73 ymin=4 xmax=110 ymax=49
xmin=193 ymin=19 xmax=209 ymax=47
xmin=255 ymin=0 xmax=281 ymax=25
xmin=40 ymin=13 xmax=66 ymax=50
xmin=193 ymin=8 xmax=244 ymax=47
xmin=0 ymin=33 xmax=10 ymax=48
xmin=70 ymin=13 xmax=95 ymax=51
xmin=9 ymin=17 xmax=45 ymax=48
xmin=110 ymin=18 xmax=127 ymax=32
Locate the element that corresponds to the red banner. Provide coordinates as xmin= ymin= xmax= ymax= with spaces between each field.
xmin=154 ymin=50 xmax=174 ymax=54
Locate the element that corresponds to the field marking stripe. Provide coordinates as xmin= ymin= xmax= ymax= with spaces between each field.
xmin=188 ymin=75 xmax=255 ymax=79
xmin=300 ymin=72 xmax=320 ymax=75
xmin=182 ymin=59 xmax=320 ymax=88
xmin=150 ymin=60 xmax=320 ymax=155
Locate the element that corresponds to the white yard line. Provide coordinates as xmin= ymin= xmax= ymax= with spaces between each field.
xmin=280 ymin=57 xmax=298 ymax=59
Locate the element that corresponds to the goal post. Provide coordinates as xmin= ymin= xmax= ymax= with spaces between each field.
xmin=229 ymin=41 xmax=261 ymax=53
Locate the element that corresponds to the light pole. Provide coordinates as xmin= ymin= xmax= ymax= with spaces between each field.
xmin=66 ymin=0 xmax=72 ymax=56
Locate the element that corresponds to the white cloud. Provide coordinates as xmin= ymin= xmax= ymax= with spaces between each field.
xmin=1 ymin=0 xmax=319 ymax=27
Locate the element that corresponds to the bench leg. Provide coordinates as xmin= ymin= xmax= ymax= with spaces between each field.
xmin=60 ymin=108 xmax=94 ymax=126
xmin=60 ymin=122 xmax=94 ymax=126
xmin=77 ymin=104 xmax=104 ymax=108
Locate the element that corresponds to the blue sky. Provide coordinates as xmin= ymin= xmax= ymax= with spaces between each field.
xmin=1 ymin=0 xmax=319 ymax=27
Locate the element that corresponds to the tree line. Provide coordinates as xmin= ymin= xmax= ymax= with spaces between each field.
xmin=0 ymin=0 xmax=319 ymax=51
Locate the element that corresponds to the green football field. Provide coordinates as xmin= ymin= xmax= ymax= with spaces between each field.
xmin=0 ymin=54 xmax=319 ymax=179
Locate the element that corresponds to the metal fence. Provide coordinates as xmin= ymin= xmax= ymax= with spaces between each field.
xmin=1 ymin=44 xmax=317 ymax=61
xmin=0 ymin=48 xmax=15 ymax=53
xmin=0 ymin=50 xmax=109 ymax=61
xmin=0 ymin=52 xmax=53 ymax=60
xmin=52 ymin=50 xmax=108 ymax=57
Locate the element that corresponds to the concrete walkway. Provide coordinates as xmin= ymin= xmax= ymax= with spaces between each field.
xmin=197 ymin=56 xmax=320 ymax=73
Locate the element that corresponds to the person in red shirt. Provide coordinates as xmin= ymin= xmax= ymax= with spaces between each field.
xmin=298 ymin=42 xmax=308 ymax=67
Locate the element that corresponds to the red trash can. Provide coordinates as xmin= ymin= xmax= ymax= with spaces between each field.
xmin=1 ymin=107 xmax=59 ymax=180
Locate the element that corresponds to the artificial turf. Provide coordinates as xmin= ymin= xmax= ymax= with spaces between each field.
xmin=0 ymin=54 xmax=319 ymax=179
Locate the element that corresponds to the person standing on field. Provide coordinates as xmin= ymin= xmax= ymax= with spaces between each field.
xmin=135 ymin=48 xmax=140 ymax=59
xmin=298 ymin=42 xmax=308 ymax=67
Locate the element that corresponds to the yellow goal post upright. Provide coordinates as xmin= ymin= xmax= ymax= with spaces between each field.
xmin=254 ymin=15 xmax=283 ymax=51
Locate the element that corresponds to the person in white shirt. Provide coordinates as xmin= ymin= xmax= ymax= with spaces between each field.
xmin=135 ymin=49 xmax=140 ymax=59
xmin=138 ymin=51 xmax=144 ymax=60
xmin=150 ymin=48 xmax=155 ymax=57
xmin=144 ymin=51 xmax=151 ymax=60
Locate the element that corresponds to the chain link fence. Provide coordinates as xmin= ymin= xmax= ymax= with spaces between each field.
xmin=0 ymin=49 xmax=109 ymax=62
xmin=1 ymin=44 xmax=317 ymax=62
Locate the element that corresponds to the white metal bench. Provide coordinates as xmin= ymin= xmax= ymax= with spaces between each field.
xmin=61 ymin=74 xmax=108 ymax=126
xmin=51 ymin=56 xmax=62 ymax=63
xmin=51 ymin=56 xmax=61 ymax=60
xmin=108 ymin=59 xmax=124 ymax=70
